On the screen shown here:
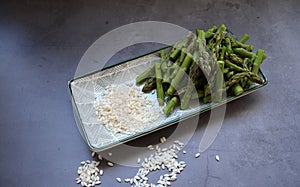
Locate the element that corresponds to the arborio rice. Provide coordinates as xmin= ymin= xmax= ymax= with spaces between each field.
xmin=94 ymin=84 xmax=160 ymax=134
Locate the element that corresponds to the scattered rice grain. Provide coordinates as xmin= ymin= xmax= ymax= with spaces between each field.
xmin=107 ymin=162 xmax=114 ymax=167
xmin=195 ymin=153 xmax=201 ymax=158
xmin=116 ymin=177 xmax=121 ymax=183
xmin=124 ymin=178 xmax=131 ymax=183
xmin=137 ymin=157 xmax=141 ymax=164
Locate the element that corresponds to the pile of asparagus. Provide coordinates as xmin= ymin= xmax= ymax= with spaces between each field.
xmin=136 ymin=24 xmax=266 ymax=116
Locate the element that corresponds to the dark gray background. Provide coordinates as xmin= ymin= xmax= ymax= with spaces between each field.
xmin=0 ymin=0 xmax=299 ymax=186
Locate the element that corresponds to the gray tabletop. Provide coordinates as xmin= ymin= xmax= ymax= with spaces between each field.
xmin=0 ymin=0 xmax=299 ymax=186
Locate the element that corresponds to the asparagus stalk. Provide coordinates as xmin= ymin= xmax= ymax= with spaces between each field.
xmin=226 ymin=72 xmax=263 ymax=89
xmin=240 ymin=77 xmax=248 ymax=88
xmin=162 ymin=68 xmax=170 ymax=84
xmin=160 ymin=49 xmax=166 ymax=59
xmin=196 ymin=29 xmax=216 ymax=86
xmin=179 ymin=48 xmax=187 ymax=63
xmin=155 ymin=62 xmax=164 ymax=106
xmin=223 ymin=68 xmax=229 ymax=74
xmin=210 ymin=24 xmax=227 ymax=59
xmin=204 ymin=25 xmax=217 ymax=39
xmin=180 ymin=52 xmax=200 ymax=109
xmin=225 ymin=60 xmax=246 ymax=72
xmin=225 ymin=37 xmax=232 ymax=54
xmin=161 ymin=61 xmax=168 ymax=72
xmin=160 ymin=49 xmax=170 ymax=83
xmin=136 ymin=65 xmax=155 ymax=84
xmin=233 ymin=48 xmax=256 ymax=59
xmin=170 ymin=48 xmax=187 ymax=79
xmin=240 ymin=56 xmax=251 ymax=87
xmin=220 ymin=46 xmax=226 ymax=61
xmin=166 ymin=39 xmax=196 ymax=97
xmin=229 ymin=53 xmax=243 ymax=65
xmin=243 ymin=58 xmax=251 ymax=69
xmin=217 ymin=60 xmax=225 ymax=72
xmin=191 ymin=90 xmax=204 ymax=99
xmin=226 ymin=71 xmax=235 ymax=79
xmin=204 ymin=84 xmax=211 ymax=96
xmin=169 ymin=32 xmax=193 ymax=60
xmin=231 ymin=83 xmax=244 ymax=96
xmin=238 ymin=33 xmax=250 ymax=43
xmin=142 ymin=77 xmax=156 ymax=93
xmin=233 ymin=40 xmax=254 ymax=51
xmin=214 ymin=73 xmax=224 ymax=102
xmin=163 ymin=96 xmax=179 ymax=116
xmin=252 ymin=49 xmax=265 ymax=74
xmin=203 ymin=95 xmax=211 ymax=104
xmin=247 ymin=49 xmax=265 ymax=86
xmin=180 ymin=78 xmax=194 ymax=109
xmin=166 ymin=53 xmax=193 ymax=97
xmin=169 ymin=48 xmax=181 ymax=60
xmin=214 ymin=60 xmax=225 ymax=102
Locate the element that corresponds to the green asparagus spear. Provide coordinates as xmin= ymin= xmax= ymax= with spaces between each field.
xmin=166 ymin=39 xmax=196 ymax=97
xmin=161 ymin=61 xmax=168 ymax=72
xmin=169 ymin=48 xmax=181 ymax=60
xmin=196 ymin=29 xmax=217 ymax=86
xmin=136 ymin=65 xmax=155 ymax=84
xmin=169 ymin=32 xmax=193 ymax=60
xmin=226 ymin=72 xmax=263 ymax=89
xmin=229 ymin=53 xmax=243 ymax=65
xmin=204 ymin=84 xmax=211 ymax=96
xmin=225 ymin=60 xmax=246 ymax=72
xmin=180 ymin=78 xmax=194 ymax=109
xmin=223 ymin=68 xmax=229 ymax=74
xmin=162 ymin=67 xmax=170 ymax=84
xmin=180 ymin=53 xmax=201 ymax=109
xmin=204 ymin=25 xmax=217 ymax=40
xmin=203 ymin=95 xmax=211 ymax=104
xmin=210 ymin=24 xmax=227 ymax=59
xmin=243 ymin=58 xmax=251 ymax=69
xmin=170 ymin=48 xmax=187 ymax=79
xmin=240 ymin=77 xmax=248 ymax=88
xmin=232 ymin=40 xmax=254 ymax=51
xmin=225 ymin=37 xmax=232 ymax=54
xmin=160 ymin=49 xmax=169 ymax=73
xmin=217 ymin=60 xmax=225 ymax=72
xmin=163 ymin=96 xmax=179 ymax=116
xmin=214 ymin=60 xmax=225 ymax=102
xmin=166 ymin=53 xmax=193 ymax=97
xmin=233 ymin=48 xmax=256 ymax=59
xmin=238 ymin=34 xmax=250 ymax=43
xmin=142 ymin=77 xmax=156 ymax=93
xmin=155 ymin=62 xmax=164 ymax=106
xmin=226 ymin=71 xmax=235 ymax=79
xmin=191 ymin=90 xmax=204 ymax=99
xmin=220 ymin=46 xmax=226 ymax=61
xmin=160 ymin=49 xmax=166 ymax=59
xmin=241 ymin=57 xmax=251 ymax=86
xmin=179 ymin=48 xmax=187 ymax=63
xmin=231 ymin=83 xmax=244 ymax=96
xmin=252 ymin=49 xmax=265 ymax=74
xmin=247 ymin=49 xmax=265 ymax=86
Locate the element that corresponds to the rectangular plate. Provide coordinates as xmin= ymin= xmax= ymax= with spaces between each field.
xmin=68 ymin=47 xmax=268 ymax=152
